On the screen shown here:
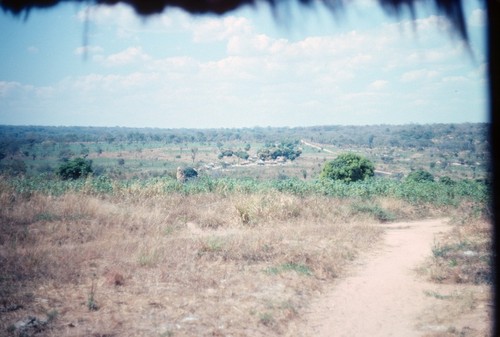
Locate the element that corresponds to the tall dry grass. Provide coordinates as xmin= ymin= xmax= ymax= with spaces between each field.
xmin=0 ymin=179 xmax=482 ymax=337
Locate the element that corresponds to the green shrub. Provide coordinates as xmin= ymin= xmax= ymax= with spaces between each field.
xmin=320 ymin=153 xmax=374 ymax=183
xmin=57 ymin=157 xmax=93 ymax=180
xmin=182 ymin=167 xmax=198 ymax=179
xmin=439 ymin=176 xmax=455 ymax=185
xmin=406 ymin=170 xmax=434 ymax=183
xmin=352 ymin=203 xmax=396 ymax=222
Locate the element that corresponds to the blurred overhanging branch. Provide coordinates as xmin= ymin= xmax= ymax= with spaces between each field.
xmin=0 ymin=0 xmax=469 ymax=41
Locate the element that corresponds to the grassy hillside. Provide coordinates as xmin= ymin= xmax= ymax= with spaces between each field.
xmin=0 ymin=123 xmax=492 ymax=336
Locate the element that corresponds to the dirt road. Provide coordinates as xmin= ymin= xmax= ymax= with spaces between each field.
xmin=301 ymin=218 xmax=454 ymax=337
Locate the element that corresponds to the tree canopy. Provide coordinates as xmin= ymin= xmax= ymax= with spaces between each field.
xmin=58 ymin=157 xmax=93 ymax=180
xmin=320 ymin=153 xmax=375 ymax=183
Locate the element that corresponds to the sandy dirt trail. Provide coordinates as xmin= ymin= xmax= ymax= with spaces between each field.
xmin=302 ymin=218 xmax=452 ymax=337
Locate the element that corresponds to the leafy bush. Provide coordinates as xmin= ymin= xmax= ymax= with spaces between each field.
xmin=406 ymin=170 xmax=434 ymax=183
xmin=218 ymin=149 xmax=234 ymax=159
xmin=235 ymin=151 xmax=249 ymax=160
xmin=182 ymin=167 xmax=198 ymax=179
xmin=320 ymin=153 xmax=374 ymax=183
xmin=257 ymin=142 xmax=302 ymax=161
xmin=57 ymin=157 xmax=93 ymax=180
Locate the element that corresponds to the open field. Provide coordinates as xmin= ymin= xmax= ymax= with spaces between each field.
xmin=0 ymin=124 xmax=493 ymax=336
xmin=0 ymin=174 xmax=492 ymax=337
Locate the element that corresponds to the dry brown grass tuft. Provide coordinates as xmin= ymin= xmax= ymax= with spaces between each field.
xmin=0 ymin=184 xmax=472 ymax=337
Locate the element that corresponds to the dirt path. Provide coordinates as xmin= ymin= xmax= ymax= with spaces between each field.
xmin=301 ymin=218 xmax=453 ymax=337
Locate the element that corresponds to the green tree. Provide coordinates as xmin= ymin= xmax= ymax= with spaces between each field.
xmin=320 ymin=153 xmax=375 ymax=183
xmin=257 ymin=142 xmax=302 ymax=161
xmin=405 ymin=170 xmax=434 ymax=183
xmin=58 ymin=157 xmax=93 ymax=180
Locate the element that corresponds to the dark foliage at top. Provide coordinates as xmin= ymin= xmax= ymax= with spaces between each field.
xmin=0 ymin=0 xmax=468 ymax=40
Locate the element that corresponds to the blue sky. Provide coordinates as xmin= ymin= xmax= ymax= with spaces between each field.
xmin=0 ymin=0 xmax=487 ymax=128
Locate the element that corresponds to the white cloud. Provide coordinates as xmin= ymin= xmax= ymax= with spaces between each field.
xmin=192 ymin=16 xmax=253 ymax=42
xmin=101 ymin=47 xmax=150 ymax=66
xmin=0 ymin=81 xmax=54 ymax=100
xmin=76 ymin=4 xmax=137 ymax=26
xmin=67 ymin=72 xmax=160 ymax=92
xmin=1 ymin=3 xmax=486 ymax=128
xmin=400 ymin=69 xmax=440 ymax=82
xmin=369 ymin=80 xmax=388 ymax=90
xmin=27 ymin=46 xmax=39 ymax=54
xmin=442 ymin=76 xmax=467 ymax=83
xmin=0 ymin=81 xmax=28 ymax=96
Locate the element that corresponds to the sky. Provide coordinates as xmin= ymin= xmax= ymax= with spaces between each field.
xmin=0 ymin=0 xmax=488 ymax=128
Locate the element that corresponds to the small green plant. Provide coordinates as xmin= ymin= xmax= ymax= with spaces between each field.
xmin=87 ymin=274 xmax=98 ymax=311
xmin=423 ymin=290 xmax=452 ymax=300
xmin=265 ymin=263 xmax=312 ymax=276
xmin=138 ymin=249 xmax=160 ymax=267
xmin=200 ymin=237 xmax=224 ymax=253
xmin=35 ymin=212 xmax=61 ymax=222
xmin=431 ymin=240 xmax=451 ymax=258
xmin=259 ymin=312 xmax=275 ymax=326
xmin=46 ymin=309 xmax=59 ymax=322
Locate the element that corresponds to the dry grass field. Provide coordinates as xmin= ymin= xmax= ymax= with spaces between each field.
xmin=0 ymin=178 xmax=492 ymax=336
xmin=416 ymin=213 xmax=493 ymax=337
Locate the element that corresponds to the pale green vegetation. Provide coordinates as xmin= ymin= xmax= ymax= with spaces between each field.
xmin=0 ymin=123 xmax=489 ymax=181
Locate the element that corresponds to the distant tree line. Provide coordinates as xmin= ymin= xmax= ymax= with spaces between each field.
xmin=0 ymin=123 xmax=488 ymax=165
